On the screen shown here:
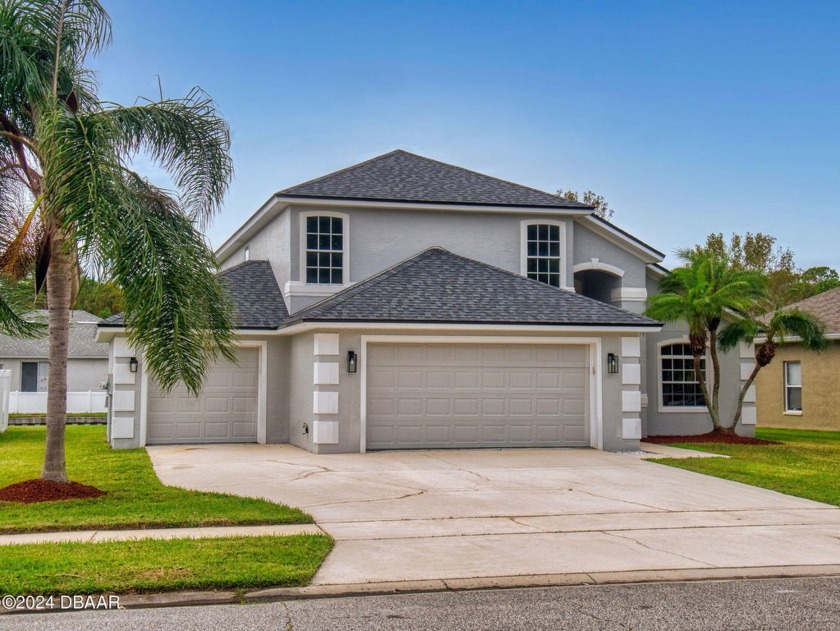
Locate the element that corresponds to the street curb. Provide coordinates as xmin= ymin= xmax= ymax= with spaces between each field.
xmin=126 ymin=564 xmax=840 ymax=609
xmin=5 ymin=564 xmax=840 ymax=615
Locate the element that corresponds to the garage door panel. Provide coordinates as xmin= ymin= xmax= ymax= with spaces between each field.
xmin=146 ymin=347 xmax=259 ymax=445
xmin=367 ymin=343 xmax=589 ymax=450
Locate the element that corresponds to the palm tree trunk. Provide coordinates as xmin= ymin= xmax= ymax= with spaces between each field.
xmin=41 ymin=235 xmax=71 ymax=483
xmin=708 ymin=326 xmax=725 ymax=432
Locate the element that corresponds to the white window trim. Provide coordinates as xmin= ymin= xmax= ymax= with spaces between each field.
xmin=360 ymin=335 xmax=603 ymax=453
xmin=298 ymin=210 xmax=350 ymax=287
xmin=656 ymin=338 xmax=711 ymax=414
xmin=519 ymin=219 xmax=571 ymax=290
xmin=783 ymin=360 xmax=802 ymax=414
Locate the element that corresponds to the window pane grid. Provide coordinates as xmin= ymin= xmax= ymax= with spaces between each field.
xmin=305 ymin=216 xmax=344 ymax=285
xmin=661 ymin=344 xmax=706 ymax=407
xmin=526 ymin=224 xmax=561 ymax=288
xmin=784 ymin=361 xmax=802 ymax=412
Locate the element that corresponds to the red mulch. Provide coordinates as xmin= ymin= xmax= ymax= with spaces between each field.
xmin=645 ymin=433 xmax=780 ymax=446
xmin=0 ymin=479 xmax=106 ymax=504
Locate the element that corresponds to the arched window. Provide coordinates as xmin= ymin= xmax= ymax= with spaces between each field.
xmin=303 ymin=214 xmax=346 ymax=284
xmin=521 ymin=221 xmax=566 ymax=288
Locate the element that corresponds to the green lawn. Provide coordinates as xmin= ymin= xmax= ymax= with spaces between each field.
xmin=651 ymin=428 xmax=840 ymax=507
xmin=0 ymin=426 xmax=311 ymax=533
xmin=0 ymin=535 xmax=333 ymax=595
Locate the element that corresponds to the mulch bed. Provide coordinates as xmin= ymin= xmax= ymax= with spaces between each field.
xmin=645 ymin=433 xmax=781 ymax=446
xmin=0 ymin=479 xmax=106 ymax=503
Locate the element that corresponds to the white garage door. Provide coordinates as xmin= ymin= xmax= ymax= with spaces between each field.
xmin=147 ymin=348 xmax=259 ymax=444
xmin=366 ymin=343 xmax=589 ymax=450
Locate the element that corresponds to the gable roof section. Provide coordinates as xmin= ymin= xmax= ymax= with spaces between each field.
xmin=286 ymin=248 xmax=661 ymax=328
xmin=0 ymin=310 xmax=106 ymax=359
xmin=781 ymin=286 xmax=840 ymax=335
xmin=278 ymin=150 xmax=593 ymax=210
xmin=99 ymin=261 xmax=289 ymax=330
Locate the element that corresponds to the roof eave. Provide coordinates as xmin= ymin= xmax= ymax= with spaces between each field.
xmin=578 ymin=215 xmax=665 ymax=264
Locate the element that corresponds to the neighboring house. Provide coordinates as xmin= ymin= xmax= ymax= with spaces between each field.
xmin=0 ymin=310 xmax=108 ymax=413
xmin=96 ymin=150 xmax=752 ymax=452
xmin=756 ymin=287 xmax=840 ymax=431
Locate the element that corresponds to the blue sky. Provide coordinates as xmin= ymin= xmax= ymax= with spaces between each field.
xmin=92 ymin=0 xmax=840 ymax=269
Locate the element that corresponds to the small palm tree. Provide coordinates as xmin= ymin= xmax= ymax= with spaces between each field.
xmin=720 ymin=307 xmax=827 ymax=427
xmin=646 ymin=249 xmax=767 ymax=433
xmin=0 ymin=0 xmax=235 ymax=482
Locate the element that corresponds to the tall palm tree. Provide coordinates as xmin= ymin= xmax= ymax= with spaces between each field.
xmin=645 ymin=249 xmax=767 ymax=433
xmin=720 ymin=307 xmax=827 ymax=427
xmin=0 ymin=0 xmax=235 ymax=482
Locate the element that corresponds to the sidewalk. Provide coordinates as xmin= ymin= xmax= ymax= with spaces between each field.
xmin=637 ymin=442 xmax=730 ymax=459
xmin=0 ymin=523 xmax=324 ymax=545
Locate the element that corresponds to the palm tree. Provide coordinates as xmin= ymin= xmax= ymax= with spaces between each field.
xmin=720 ymin=307 xmax=827 ymax=428
xmin=0 ymin=0 xmax=235 ymax=482
xmin=645 ymin=249 xmax=767 ymax=433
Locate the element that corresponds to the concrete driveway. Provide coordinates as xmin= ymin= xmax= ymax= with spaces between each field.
xmin=148 ymin=445 xmax=840 ymax=586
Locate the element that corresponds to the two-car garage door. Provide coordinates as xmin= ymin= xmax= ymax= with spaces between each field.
xmin=147 ymin=348 xmax=259 ymax=445
xmin=366 ymin=343 xmax=590 ymax=450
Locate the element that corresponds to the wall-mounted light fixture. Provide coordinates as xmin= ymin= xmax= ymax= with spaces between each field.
xmin=607 ymin=353 xmax=619 ymax=374
xmin=347 ymin=350 xmax=358 ymax=373
xmin=129 ymin=357 xmax=138 ymax=373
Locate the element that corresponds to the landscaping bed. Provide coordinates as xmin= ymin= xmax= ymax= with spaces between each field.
xmin=645 ymin=433 xmax=780 ymax=445
xmin=0 ymin=426 xmax=311 ymax=533
xmin=650 ymin=428 xmax=840 ymax=506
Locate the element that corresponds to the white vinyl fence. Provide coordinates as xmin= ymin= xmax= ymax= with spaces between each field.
xmin=8 ymin=391 xmax=107 ymax=415
xmin=0 ymin=370 xmax=10 ymax=432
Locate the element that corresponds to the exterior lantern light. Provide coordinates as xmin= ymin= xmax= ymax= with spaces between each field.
xmin=348 ymin=350 xmax=358 ymax=373
xmin=607 ymin=353 xmax=619 ymax=374
xmin=129 ymin=357 xmax=139 ymax=373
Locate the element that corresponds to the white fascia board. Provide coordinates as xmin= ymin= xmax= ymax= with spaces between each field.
xmin=94 ymin=328 xmax=125 ymax=343
xmin=215 ymin=194 xmax=593 ymax=264
xmin=577 ymin=216 xmax=663 ymax=264
xmin=277 ymin=321 xmax=662 ymax=335
xmin=95 ymin=327 xmax=277 ymax=343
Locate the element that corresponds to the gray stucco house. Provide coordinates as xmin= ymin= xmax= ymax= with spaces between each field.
xmin=96 ymin=150 xmax=755 ymax=452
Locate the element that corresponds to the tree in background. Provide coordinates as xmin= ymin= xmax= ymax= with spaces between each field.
xmin=696 ymin=232 xmax=839 ymax=305
xmin=556 ymin=189 xmax=614 ymax=221
xmin=0 ymin=0 xmax=234 ymax=483
xmin=7 ymin=273 xmax=124 ymax=319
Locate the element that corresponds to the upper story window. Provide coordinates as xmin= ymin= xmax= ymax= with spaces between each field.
xmin=305 ymin=214 xmax=344 ymax=284
xmin=660 ymin=343 xmax=706 ymax=408
xmin=521 ymin=220 xmax=566 ymax=288
xmin=784 ymin=361 xmax=802 ymax=413
xmin=244 ymin=246 xmax=250 ymax=262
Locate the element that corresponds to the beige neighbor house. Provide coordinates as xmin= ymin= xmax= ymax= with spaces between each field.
xmin=756 ymin=286 xmax=840 ymax=431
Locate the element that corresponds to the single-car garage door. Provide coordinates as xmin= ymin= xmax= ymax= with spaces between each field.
xmin=366 ymin=343 xmax=589 ymax=450
xmin=147 ymin=347 xmax=259 ymax=444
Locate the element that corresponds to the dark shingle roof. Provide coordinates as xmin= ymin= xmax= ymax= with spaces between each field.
xmin=0 ymin=310 xmax=107 ymax=358
xmin=286 ymin=248 xmax=661 ymax=328
xmin=278 ymin=150 xmax=593 ymax=209
xmin=218 ymin=260 xmax=288 ymax=328
xmin=98 ymin=261 xmax=288 ymax=330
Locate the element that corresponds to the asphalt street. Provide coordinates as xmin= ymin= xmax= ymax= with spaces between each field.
xmin=3 ymin=577 xmax=839 ymax=631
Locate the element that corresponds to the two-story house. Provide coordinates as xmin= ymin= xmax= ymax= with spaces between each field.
xmin=97 ymin=150 xmax=755 ymax=452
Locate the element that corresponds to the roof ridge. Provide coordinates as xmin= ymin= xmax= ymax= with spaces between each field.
xmin=392 ymin=150 xmax=594 ymax=209
xmin=217 ymin=259 xmax=270 ymax=276
xmin=277 ymin=150 xmax=405 ymax=196
xmin=288 ymin=248 xmax=442 ymax=322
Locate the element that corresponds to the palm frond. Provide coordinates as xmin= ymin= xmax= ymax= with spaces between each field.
xmin=98 ymin=90 xmax=233 ymax=224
